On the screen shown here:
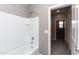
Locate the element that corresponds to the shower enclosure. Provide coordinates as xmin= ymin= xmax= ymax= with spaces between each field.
xmin=0 ymin=12 xmax=39 ymax=55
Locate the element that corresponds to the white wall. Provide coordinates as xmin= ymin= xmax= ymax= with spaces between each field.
xmin=0 ymin=12 xmax=31 ymax=54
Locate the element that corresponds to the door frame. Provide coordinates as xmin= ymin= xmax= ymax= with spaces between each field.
xmin=48 ymin=4 xmax=71 ymax=55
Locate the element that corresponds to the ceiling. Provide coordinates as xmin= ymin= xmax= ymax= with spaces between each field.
xmin=51 ymin=6 xmax=71 ymax=16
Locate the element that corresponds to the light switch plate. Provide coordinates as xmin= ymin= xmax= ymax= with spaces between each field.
xmin=44 ymin=30 xmax=48 ymax=34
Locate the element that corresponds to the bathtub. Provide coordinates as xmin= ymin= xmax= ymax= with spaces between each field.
xmin=3 ymin=34 xmax=39 ymax=55
xmin=0 ymin=12 xmax=39 ymax=55
xmin=5 ymin=45 xmax=39 ymax=55
xmin=5 ymin=17 xmax=39 ymax=55
xmin=0 ymin=35 xmax=39 ymax=55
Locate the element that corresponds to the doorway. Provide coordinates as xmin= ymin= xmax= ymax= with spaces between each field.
xmin=49 ymin=5 xmax=72 ymax=55
xmin=56 ymin=20 xmax=65 ymax=41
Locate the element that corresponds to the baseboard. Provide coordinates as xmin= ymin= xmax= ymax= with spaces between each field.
xmin=39 ymin=53 xmax=43 ymax=55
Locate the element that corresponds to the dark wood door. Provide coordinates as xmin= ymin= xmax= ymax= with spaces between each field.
xmin=56 ymin=20 xmax=65 ymax=40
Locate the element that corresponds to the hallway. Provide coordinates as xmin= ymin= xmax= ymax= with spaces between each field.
xmin=51 ymin=39 xmax=71 ymax=55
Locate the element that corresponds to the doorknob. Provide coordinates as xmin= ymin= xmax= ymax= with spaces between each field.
xmin=32 ymin=37 xmax=34 ymax=40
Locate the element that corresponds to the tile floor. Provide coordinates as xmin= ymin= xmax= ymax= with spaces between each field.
xmin=51 ymin=39 xmax=71 ymax=55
